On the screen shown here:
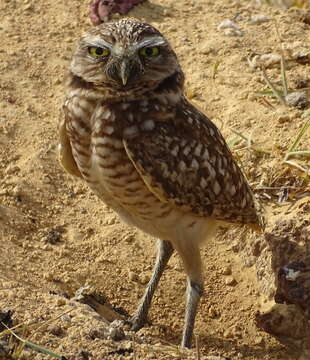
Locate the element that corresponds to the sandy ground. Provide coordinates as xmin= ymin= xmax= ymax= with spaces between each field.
xmin=0 ymin=0 xmax=310 ymax=359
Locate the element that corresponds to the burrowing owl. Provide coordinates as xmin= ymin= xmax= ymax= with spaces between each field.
xmin=59 ymin=18 xmax=262 ymax=348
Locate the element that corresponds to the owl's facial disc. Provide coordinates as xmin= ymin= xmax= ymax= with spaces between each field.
xmin=82 ymin=34 xmax=173 ymax=88
xmin=71 ymin=20 xmax=181 ymax=94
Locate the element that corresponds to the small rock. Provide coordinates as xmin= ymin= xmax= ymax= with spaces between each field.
xmin=221 ymin=265 xmax=232 ymax=275
xmin=89 ymin=325 xmax=108 ymax=340
xmin=223 ymin=328 xmax=233 ymax=338
xmin=247 ymin=53 xmax=281 ymax=70
xmin=277 ymin=114 xmax=290 ymax=123
xmin=43 ymin=226 xmax=64 ymax=244
xmin=43 ymin=271 xmax=55 ymax=281
xmin=54 ymin=78 xmax=62 ymax=85
xmin=254 ymin=335 xmax=264 ymax=345
xmin=208 ymin=306 xmax=218 ymax=318
xmin=48 ymin=324 xmax=63 ymax=336
xmin=61 ymin=314 xmax=72 ymax=323
xmin=124 ymin=234 xmax=135 ymax=243
xmin=106 ymin=217 xmax=116 ymax=225
xmin=108 ymin=320 xmax=125 ymax=341
xmin=56 ymin=297 xmax=67 ymax=306
xmin=223 ymin=28 xmax=243 ymax=37
xmin=225 ymin=276 xmax=237 ymax=286
xmin=128 ymin=271 xmax=138 ymax=282
xmin=250 ymin=15 xmax=270 ymax=24
xmin=285 ymin=92 xmax=309 ymax=109
xmin=139 ymin=274 xmax=149 ymax=285
xmin=23 ymin=4 xmax=33 ymax=10
xmin=230 ymin=241 xmax=240 ymax=253
xmin=218 ymin=19 xmax=243 ymax=36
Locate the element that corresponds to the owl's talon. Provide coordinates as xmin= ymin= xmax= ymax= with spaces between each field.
xmin=128 ymin=315 xmax=151 ymax=332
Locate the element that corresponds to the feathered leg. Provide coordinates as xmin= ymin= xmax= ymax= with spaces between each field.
xmin=175 ymin=243 xmax=203 ymax=348
xmin=130 ymin=239 xmax=174 ymax=330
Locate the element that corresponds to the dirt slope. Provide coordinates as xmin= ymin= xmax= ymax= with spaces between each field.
xmin=0 ymin=0 xmax=309 ymax=359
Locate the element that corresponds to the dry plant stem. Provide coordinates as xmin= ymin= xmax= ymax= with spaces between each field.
xmin=1 ymin=323 xmax=63 ymax=359
xmin=280 ymin=55 xmax=288 ymax=97
xmin=260 ymin=97 xmax=276 ymax=110
xmin=230 ymin=128 xmax=270 ymax=155
xmin=286 ymin=117 xmax=310 ymax=156
xmin=212 ymin=61 xmax=220 ymax=80
xmin=284 ymin=117 xmax=310 ymax=173
xmin=31 ymin=308 xmax=74 ymax=336
xmin=286 ymin=151 xmax=310 ymax=157
xmin=261 ymin=67 xmax=286 ymax=105
xmin=0 ymin=308 xmax=73 ymax=343
xmin=255 ymin=186 xmax=298 ymax=190
xmin=132 ymin=334 xmax=137 ymax=360
xmin=284 ymin=160 xmax=310 ymax=175
xmin=195 ymin=335 xmax=201 ymax=360
xmin=274 ymin=21 xmax=288 ymax=96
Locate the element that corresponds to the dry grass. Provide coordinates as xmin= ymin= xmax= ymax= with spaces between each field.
xmin=0 ymin=311 xmax=72 ymax=360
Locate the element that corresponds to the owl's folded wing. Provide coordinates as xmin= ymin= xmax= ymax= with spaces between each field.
xmin=123 ymin=103 xmax=259 ymax=225
xmin=58 ymin=107 xmax=83 ymax=178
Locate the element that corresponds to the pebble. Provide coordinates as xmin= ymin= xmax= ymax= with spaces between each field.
xmin=208 ymin=306 xmax=218 ymax=318
xmin=139 ymin=274 xmax=149 ymax=285
xmin=250 ymin=15 xmax=270 ymax=24
xmin=108 ymin=320 xmax=125 ymax=341
xmin=128 ymin=271 xmax=138 ymax=282
xmin=225 ymin=276 xmax=237 ymax=286
xmin=43 ymin=271 xmax=54 ymax=281
xmin=247 ymin=53 xmax=281 ymax=69
xmin=48 ymin=324 xmax=63 ymax=337
xmin=285 ymin=92 xmax=309 ymax=109
xmin=124 ymin=234 xmax=135 ymax=243
xmin=230 ymin=241 xmax=240 ymax=253
xmin=221 ymin=265 xmax=232 ymax=275
xmin=89 ymin=326 xmax=109 ymax=340
xmin=106 ymin=217 xmax=116 ymax=225
xmin=61 ymin=314 xmax=72 ymax=323
xmin=56 ymin=297 xmax=67 ymax=306
xmin=223 ymin=28 xmax=243 ymax=37
xmin=277 ymin=114 xmax=290 ymax=123
xmin=254 ymin=335 xmax=264 ymax=345
xmin=218 ymin=19 xmax=243 ymax=36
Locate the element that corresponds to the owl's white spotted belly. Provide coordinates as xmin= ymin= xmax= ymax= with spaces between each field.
xmin=68 ymin=102 xmax=180 ymax=239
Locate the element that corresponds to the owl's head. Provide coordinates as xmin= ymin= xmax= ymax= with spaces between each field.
xmin=70 ymin=19 xmax=182 ymax=94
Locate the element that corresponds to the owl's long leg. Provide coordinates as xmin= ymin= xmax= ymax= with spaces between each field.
xmin=175 ymin=243 xmax=203 ymax=348
xmin=130 ymin=239 xmax=174 ymax=331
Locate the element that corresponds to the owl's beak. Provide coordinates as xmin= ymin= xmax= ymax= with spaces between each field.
xmin=120 ymin=60 xmax=130 ymax=86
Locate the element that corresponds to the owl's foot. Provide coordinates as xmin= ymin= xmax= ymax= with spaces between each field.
xmin=128 ymin=314 xmax=150 ymax=332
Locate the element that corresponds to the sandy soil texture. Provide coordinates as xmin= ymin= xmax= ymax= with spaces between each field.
xmin=0 ymin=0 xmax=309 ymax=359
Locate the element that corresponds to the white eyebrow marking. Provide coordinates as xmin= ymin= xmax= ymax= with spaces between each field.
xmin=136 ymin=36 xmax=166 ymax=49
xmin=89 ymin=38 xmax=113 ymax=49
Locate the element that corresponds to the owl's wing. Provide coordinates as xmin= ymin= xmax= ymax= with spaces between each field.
xmin=123 ymin=100 xmax=258 ymax=224
xmin=58 ymin=105 xmax=83 ymax=178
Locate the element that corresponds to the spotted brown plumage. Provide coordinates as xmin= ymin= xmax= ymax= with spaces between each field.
xmin=60 ymin=18 xmax=264 ymax=348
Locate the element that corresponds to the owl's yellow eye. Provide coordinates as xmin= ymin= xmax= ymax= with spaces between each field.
xmin=88 ymin=47 xmax=110 ymax=57
xmin=139 ymin=47 xmax=160 ymax=57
